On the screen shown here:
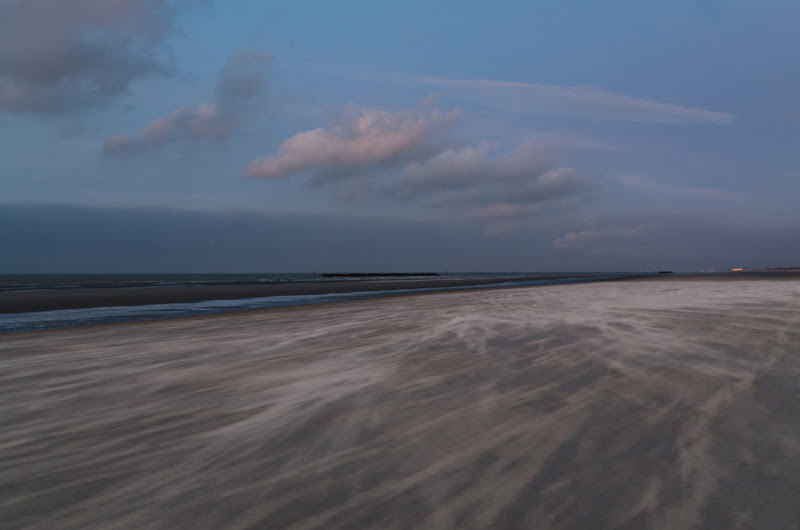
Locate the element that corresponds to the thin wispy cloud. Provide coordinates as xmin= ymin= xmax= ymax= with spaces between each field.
xmin=104 ymin=50 xmax=273 ymax=153
xmin=404 ymin=74 xmax=736 ymax=125
xmin=616 ymin=174 xmax=737 ymax=200
xmin=553 ymin=225 xmax=651 ymax=250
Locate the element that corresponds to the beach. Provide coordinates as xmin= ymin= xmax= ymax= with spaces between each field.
xmin=2 ymin=277 xmax=800 ymax=528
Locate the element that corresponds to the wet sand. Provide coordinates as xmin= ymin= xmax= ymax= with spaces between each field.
xmin=2 ymin=279 xmax=800 ymax=528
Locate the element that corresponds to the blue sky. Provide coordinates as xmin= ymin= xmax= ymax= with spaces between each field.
xmin=1 ymin=0 xmax=798 ymax=271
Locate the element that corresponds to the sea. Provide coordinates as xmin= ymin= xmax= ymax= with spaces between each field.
xmin=0 ymin=272 xmax=651 ymax=333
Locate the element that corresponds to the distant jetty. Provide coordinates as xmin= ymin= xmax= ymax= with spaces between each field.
xmin=320 ymin=272 xmax=440 ymax=278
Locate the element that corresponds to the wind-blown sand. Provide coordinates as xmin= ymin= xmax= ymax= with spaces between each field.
xmin=2 ymin=279 xmax=799 ymax=528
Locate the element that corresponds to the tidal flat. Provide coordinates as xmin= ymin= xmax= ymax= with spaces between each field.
xmin=2 ymin=279 xmax=799 ymax=528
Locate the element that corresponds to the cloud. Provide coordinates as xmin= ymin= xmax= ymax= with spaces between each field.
xmin=393 ymin=141 xmax=553 ymax=197
xmin=393 ymin=142 xmax=597 ymax=224
xmin=246 ymin=102 xmax=596 ymax=226
xmin=245 ymin=105 xmax=459 ymax=180
xmin=616 ymin=174 xmax=737 ymax=200
xmin=103 ymin=104 xmax=226 ymax=152
xmin=215 ymin=49 xmax=275 ymax=116
xmin=406 ymin=75 xmax=736 ymax=125
xmin=104 ymin=50 xmax=273 ymax=153
xmin=0 ymin=0 xmax=199 ymax=113
xmin=553 ymin=225 xmax=651 ymax=249
xmin=460 ymin=169 xmax=596 ymax=216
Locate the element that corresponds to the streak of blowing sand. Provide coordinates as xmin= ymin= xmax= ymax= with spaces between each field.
xmin=1 ymin=279 xmax=800 ymax=528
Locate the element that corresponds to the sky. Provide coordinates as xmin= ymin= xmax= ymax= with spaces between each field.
xmin=1 ymin=0 xmax=799 ymax=272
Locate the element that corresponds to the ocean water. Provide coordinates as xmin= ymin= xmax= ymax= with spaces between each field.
xmin=0 ymin=272 xmax=314 ymax=292
xmin=0 ymin=272 xmax=643 ymax=333
xmin=0 ymin=271 xmax=610 ymax=292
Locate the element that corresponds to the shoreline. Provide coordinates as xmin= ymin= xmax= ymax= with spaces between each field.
xmin=2 ymin=271 xmax=798 ymax=316
xmin=0 ymin=274 xmax=614 ymax=314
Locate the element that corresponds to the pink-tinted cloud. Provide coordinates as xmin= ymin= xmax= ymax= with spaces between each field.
xmin=104 ymin=50 xmax=272 ymax=153
xmin=103 ymin=104 xmax=228 ymax=152
xmin=246 ymin=102 xmax=596 ymax=225
xmin=244 ymin=106 xmax=459 ymax=179
xmin=406 ymin=75 xmax=736 ymax=125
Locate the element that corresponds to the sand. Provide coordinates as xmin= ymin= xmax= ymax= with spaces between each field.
xmin=2 ymin=278 xmax=800 ymax=528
